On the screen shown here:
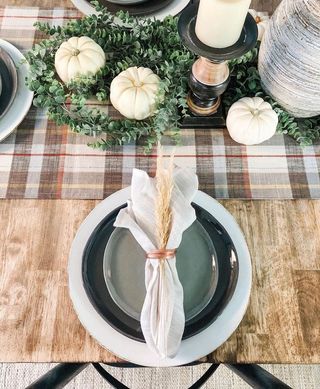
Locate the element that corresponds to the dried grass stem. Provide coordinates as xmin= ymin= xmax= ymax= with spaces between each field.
xmin=155 ymin=147 xmax=174 ymax=250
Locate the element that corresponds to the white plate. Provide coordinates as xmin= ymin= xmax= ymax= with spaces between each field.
xmin=71 ymin=0 xmax=190 ymax=20
xmin=69 ymin=188 xmax=252 ymax=367
xmin=0 ymin=39 xmax=34 ymax=142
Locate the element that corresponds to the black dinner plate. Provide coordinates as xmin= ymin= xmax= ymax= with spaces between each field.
xmin=98 ymin=0 xmax=174 ymax=16
xmin=0 ymin=48 xmax=18 ymax=119
xmin=82 ymin=203 xmax=239 ymax=342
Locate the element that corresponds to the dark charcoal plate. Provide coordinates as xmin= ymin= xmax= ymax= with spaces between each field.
xmin=0 ymin=48 xmax=18 ymax=119
xmin=108 ymin=0 xmax=148 ymax=4
xmin=99 ymin=0 xmax=174 ymax=16
xmin=82 ymin=203 xmax=239 ymax=342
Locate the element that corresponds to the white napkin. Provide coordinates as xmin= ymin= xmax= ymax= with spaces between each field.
xmin=114 ymin=167 xmax=198 ymax=358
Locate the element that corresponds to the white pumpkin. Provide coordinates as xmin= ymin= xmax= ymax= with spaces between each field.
xmin=249 ymin=9 xmax=270 ymax=41
xmin=110 ymin=66 xmax=160 ymax=120
xmin=226 ymin=97 xmax=278 ymax=145
xmin=55 ymin=36 xmax=105 ymax=83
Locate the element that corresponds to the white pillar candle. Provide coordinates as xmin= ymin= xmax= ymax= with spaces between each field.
xmin=195 ymin=0 xmax=251 ymax=48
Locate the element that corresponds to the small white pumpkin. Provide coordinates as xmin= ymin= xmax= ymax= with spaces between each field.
xmin=55 ymin=36 xmax=105 ymax=83
xmin=249 ymin=9 xmax=270 ymax=41
xmin=110 ymin=66 xmax=160 ymax=120
xmin=226 ymin=97 xmax=278 ymax=145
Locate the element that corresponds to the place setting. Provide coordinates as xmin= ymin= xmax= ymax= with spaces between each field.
xmin=17 ymin=0 xmax=320 ymax=369
xmin=0 ymin=39 xmax=33 ymax=142
xmin=71 ymin=0 xmax=191 ymax=20
xmin=0 ymin=0 xmax=319 ymax=387
xmin=69 ymin=148 xmax=251 ymax=366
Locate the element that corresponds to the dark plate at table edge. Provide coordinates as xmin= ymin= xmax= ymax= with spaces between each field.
xmin=96 ymin=0 xmax=174 ymax=16
xmin=0 ymin=48 xmax=18 ymax=119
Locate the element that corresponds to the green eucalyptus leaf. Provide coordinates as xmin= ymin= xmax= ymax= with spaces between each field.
xmin=26 ymin=8 xmax=320 ymax=151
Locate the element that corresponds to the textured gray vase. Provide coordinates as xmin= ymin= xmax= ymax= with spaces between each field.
xmin=258 ymin=0 xmax=320 ymax=118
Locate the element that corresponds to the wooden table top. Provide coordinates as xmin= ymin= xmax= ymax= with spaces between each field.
xmin=1 ymin=0 xmax=319 ymax=365
xmin=0 ymin=199 xmax=319 ymax=364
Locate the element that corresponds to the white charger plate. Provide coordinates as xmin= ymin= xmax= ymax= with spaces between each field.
xmin=71 ymin=0 xmax=190 ymax=20
xmin=69 ymin=188 xmax=251 ymax=367
xmin=0 ymin=39 xmax=34 ymax=142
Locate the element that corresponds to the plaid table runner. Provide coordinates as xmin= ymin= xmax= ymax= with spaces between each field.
xmin=1 ymin=6 xmax=320 ymax=199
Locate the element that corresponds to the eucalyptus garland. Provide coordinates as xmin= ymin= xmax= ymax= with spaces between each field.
xmin=25 ymin=1 xmax=320 ymax=149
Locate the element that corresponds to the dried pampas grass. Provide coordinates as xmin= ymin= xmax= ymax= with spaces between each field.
xmin=155 ymin=146 xmax=174 ymax=250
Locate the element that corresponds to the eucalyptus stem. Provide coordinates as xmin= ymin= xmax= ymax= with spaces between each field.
xmin=24 ymin=1 xmax=320 ymax=150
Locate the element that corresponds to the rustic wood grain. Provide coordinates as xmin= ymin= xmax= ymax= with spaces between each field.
xmin=0 ymin=199 xmax=319 ymax=363
xmin=212 ymin=200 xmax=320 ymax=364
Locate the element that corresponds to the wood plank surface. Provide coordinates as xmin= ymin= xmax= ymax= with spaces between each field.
xmin=0 ymin=199 xmax=319 ymax=363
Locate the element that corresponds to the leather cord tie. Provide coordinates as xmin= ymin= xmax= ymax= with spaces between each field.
xmin=146 ymin=249 xmax=177 ymax=260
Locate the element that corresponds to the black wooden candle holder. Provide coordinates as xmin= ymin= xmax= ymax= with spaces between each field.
xmin=178 ymin=3 xmax=258 ymax=128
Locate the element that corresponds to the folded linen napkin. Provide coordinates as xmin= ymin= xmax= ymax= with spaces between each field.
xmin=114 ymin=165 xmax=198 ymax=358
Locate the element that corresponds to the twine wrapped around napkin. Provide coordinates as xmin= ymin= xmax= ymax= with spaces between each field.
xmin=114 ymin=155 xmax=198 ymax=358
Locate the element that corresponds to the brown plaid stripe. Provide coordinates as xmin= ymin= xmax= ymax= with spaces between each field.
xmin=0 ymin=6 xmax=320 ymax=199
